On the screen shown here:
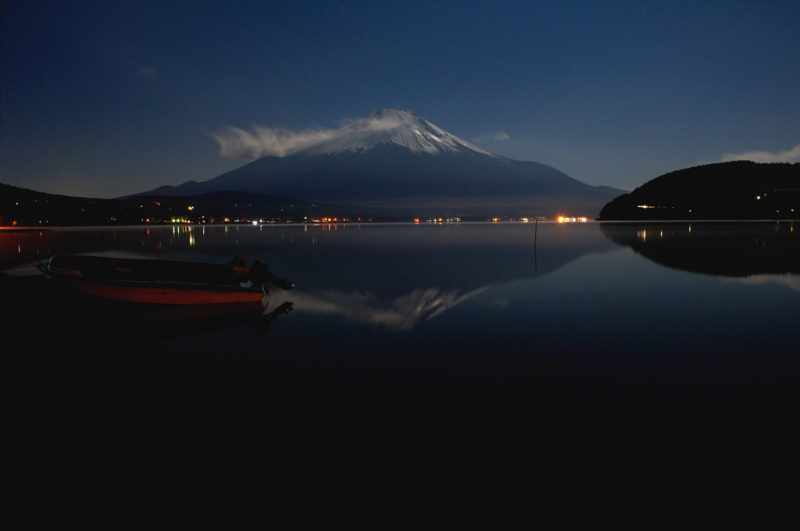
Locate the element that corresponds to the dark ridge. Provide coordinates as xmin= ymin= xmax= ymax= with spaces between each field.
xmin=598 ymin=161 xmax=799 ymax=220
xmin=0 ymin=183 xmax=357 ymax=226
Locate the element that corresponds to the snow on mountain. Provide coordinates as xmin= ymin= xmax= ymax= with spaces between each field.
xmin=296 ymin=108 xmax=498 ymax=157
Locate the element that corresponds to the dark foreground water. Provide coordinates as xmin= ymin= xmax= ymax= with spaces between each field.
xmin=5 ymin=222 xmax=799 ymax=474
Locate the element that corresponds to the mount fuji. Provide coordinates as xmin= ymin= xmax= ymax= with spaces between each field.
xmin=138 ymin=109 xmax=624 ymax=217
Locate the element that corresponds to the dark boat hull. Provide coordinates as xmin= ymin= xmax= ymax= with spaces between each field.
xmin=60 ymin=277 xmax=266 ymax=304
xmin=39 ymin=255 xmax=269 ymax=305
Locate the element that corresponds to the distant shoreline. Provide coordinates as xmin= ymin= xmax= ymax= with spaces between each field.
xmin=3 ymin=218 xmax=797 ymax=231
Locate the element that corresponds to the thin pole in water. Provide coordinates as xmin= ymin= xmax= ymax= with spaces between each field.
xmin=534 ymin=218 xmax=538 ymax=274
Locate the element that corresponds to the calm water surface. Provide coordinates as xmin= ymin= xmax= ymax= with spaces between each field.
xmin=6 ymin=222 xmax=798 ymax=461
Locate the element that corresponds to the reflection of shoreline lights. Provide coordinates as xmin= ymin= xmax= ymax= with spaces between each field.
xmin=557 ymin=217 xmax=587 ymax=223
xmin=637 ymin=229 xmax=667 ymax=241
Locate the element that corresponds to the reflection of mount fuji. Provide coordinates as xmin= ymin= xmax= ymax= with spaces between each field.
xmin=266 ymin=224 xmax=618 ymax=330
xmin=270 ymin=286 xmax=490 ymax=331
xmin=600 ymin=222 xmax=799 ymax=277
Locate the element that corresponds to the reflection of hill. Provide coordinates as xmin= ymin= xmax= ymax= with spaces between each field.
xmin=600 ymin=222 xmax=799 ymax=277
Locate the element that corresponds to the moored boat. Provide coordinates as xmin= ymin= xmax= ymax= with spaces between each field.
xmin=37 ymin=255 xmax=293 ymax=305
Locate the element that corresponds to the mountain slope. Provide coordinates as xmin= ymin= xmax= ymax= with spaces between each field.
xmin=136 ymin=109 xmax=625 ymax=217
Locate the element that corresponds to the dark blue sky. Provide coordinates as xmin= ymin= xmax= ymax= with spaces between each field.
xmin=2 ymin=0 xmax=798 ymax=198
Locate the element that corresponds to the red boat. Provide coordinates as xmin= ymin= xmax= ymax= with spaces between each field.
xmin=37 ymin=255 xmax=293 ymax=305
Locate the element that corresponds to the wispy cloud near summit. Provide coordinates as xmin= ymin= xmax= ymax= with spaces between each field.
xmin=212 ymin=126 xmax=337 ymax=159
xmin=720 ymin=144 xmax=800 ymax=163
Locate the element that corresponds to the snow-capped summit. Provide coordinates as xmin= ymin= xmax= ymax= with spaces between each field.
xmin=297 ymin=108 xmax=497 ymax=157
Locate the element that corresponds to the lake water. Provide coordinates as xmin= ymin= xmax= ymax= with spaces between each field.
xmin=6 ymin=221 xmax=798 ymax=470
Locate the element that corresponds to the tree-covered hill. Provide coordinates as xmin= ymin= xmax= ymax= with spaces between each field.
xmin=598 ymin=162 xmax=799 ymax=220
xmin=0 ymin=183 xmax=348 ymax=226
